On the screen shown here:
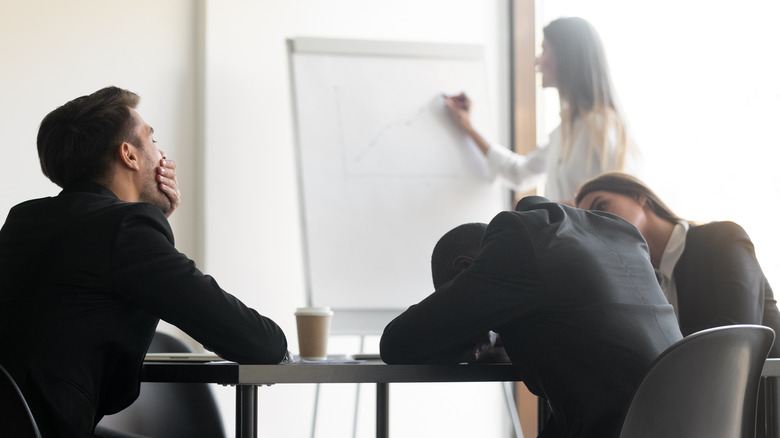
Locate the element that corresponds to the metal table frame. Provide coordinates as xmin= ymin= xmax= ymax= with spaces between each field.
xmin=141 ymin=360 xmax=519 ymax=438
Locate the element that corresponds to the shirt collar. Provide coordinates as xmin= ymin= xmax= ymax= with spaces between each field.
xmin=657 ymin=221 xmax=689 ymax=282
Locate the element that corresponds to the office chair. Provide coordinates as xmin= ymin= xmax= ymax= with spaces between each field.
xmin=96 ymin=332 xmax=226 ymax=438
xmin=757 ymin=376 xmax=780 ymax=438
xmin=0 ymin=364 xmax=42 ymax=438
xmin=618 ymin=324 xmax=774 ymax=438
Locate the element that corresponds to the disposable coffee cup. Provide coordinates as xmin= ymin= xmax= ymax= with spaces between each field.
xmin=295 ymin=307 xmax=334 ymax=361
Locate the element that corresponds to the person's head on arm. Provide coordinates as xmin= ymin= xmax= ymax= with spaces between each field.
xmin=37 ymin=86 xmax=180 ymax=217
xmin=430 ymin=222 xmax=508 ymax=363
xmin=431 ymin=222 xmax=487 ymax=288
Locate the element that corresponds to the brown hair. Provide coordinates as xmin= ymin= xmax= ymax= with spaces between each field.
xmin=37 ymin=86 xmax=141 ymax=188
xmin=543 ymin=17 xmax=634 ymax=170
xmin=576 ymin=172 xmax=682 ymax=224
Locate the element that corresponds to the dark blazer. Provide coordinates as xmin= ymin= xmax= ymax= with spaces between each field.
xmin=675 ymin=221 xmax=780 ymax=356
xmin=0 ymin=182 xmax=288 ymax=438
xmin=380 ymin=197 xmax=682 ymax=438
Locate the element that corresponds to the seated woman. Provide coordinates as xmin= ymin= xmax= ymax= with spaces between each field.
xmin=576 ymin=172 xmax=780 ymax=356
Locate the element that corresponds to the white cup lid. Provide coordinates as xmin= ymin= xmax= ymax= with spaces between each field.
xmin=295 ymin=306 xmax=333 ymax=316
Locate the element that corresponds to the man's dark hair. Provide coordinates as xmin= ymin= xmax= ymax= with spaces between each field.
xmin=431 ymin=222 xmax=487 ymax=289
xmin=37 ymin=86 xmax=141 ymax=188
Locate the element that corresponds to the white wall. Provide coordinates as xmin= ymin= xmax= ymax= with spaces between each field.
xmin=0 ymin=0 xmax=201 ymax=258
xmin=1 ymin=1 xmax=514 ymax=437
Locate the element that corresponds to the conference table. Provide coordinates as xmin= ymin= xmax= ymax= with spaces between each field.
xmin=141 ymin=357 xmax=520 ymax=438
xmin=763 ymin=358 xmax=780 ymax=377
xmin=142 ymin=357 xmax=780 ymax=438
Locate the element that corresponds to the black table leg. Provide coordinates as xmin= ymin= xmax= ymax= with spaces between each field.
xmin=236 ymin=385 xmax=258 ymax=438
xmin=376 ymin=382 xmax=389 ymax=438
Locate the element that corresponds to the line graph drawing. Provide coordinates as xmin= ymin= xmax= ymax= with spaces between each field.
xmin=333 ymin=86 xmax=460 ymax=179
xmin=353 ymin=104 xmax=427 ymax=162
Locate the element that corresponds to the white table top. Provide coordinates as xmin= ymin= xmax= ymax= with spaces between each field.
xmin=141 ymin=359 xmax=519 ymax=385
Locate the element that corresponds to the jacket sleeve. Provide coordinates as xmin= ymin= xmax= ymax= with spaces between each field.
xmin=108 ymin=203 xmax=288 ymax=364
xmin=380 ymin=211 xmax=541 ymax=364
xmin=697 ymin=222 xmax=766 ymax=326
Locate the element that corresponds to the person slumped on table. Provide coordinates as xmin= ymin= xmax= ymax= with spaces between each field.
xmin=444 ymin=17 xmax=638 ymax=205
xmin=380 ymin=196 xmax=682 ymax=438
xmin=0 ymin=86 xmax=289 ymax=438
xmin=576 ymin=172 xmax=780 ymax=355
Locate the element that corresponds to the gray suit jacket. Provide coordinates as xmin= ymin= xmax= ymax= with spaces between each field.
xmin=381 ymin=197 xmax=682 ymax=438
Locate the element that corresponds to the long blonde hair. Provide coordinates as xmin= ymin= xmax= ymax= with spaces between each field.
xmin=543 ymin=17 xmax=634 ymax=171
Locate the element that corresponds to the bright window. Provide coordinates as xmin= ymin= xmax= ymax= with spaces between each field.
xmin=536 ymin=0 xmax=780 ymax=290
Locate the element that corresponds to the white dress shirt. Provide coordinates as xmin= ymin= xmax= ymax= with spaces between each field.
xmin=485 ymin=117 xmax=637 ymax=203
xmin=656 ymin=221 xmax=689 ymax=319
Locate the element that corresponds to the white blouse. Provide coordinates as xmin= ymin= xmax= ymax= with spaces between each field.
xmin=485 ymin=118 xmax=636 ymax=203
xmin=655 ymin=221 xmax=690 ymax=320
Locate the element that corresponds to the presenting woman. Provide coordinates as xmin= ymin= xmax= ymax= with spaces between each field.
xmin=446 ymin=17 xmax=637 ymax=205
xmin=575 ymin=172 xmax=780 ymax=356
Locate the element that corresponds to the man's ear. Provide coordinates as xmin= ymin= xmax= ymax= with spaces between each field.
xmin=452 ymin=255 xmax=474 ymax=274
xmin=118 ymin=142 xmax=141 ymax=171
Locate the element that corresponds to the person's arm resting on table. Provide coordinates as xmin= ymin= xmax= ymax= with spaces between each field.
xmin=381 ymin=212 xmax=536 ymax=365
xmin=112 ymin=204 xmax=288 ymax=364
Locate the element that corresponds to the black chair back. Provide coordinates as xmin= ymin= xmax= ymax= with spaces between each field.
xmin=0 ymin=364 xmax=42 ymax=438
xmin=97 ymin=332 xmax=226 ymax=438
xmin=619 ymin=324 xmax=775 ymax=438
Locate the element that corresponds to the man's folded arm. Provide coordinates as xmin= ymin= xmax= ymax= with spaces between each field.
xmin=380 ymin=273 xmax=504 ymax=365
xmin=381 ymin=212 xmax=538 ymax=365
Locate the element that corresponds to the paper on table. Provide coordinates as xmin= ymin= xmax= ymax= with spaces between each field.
xmin=294 ymin=354 xmax=362 ymax=364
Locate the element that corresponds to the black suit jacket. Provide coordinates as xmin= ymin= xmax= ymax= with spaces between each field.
xmin=380 ymin=198 xmax=682 ymax=438
xmin=675 ymin=221 xmax=780 ymax=356
xmin=0 ymin=182 xmax=288 ymax=437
